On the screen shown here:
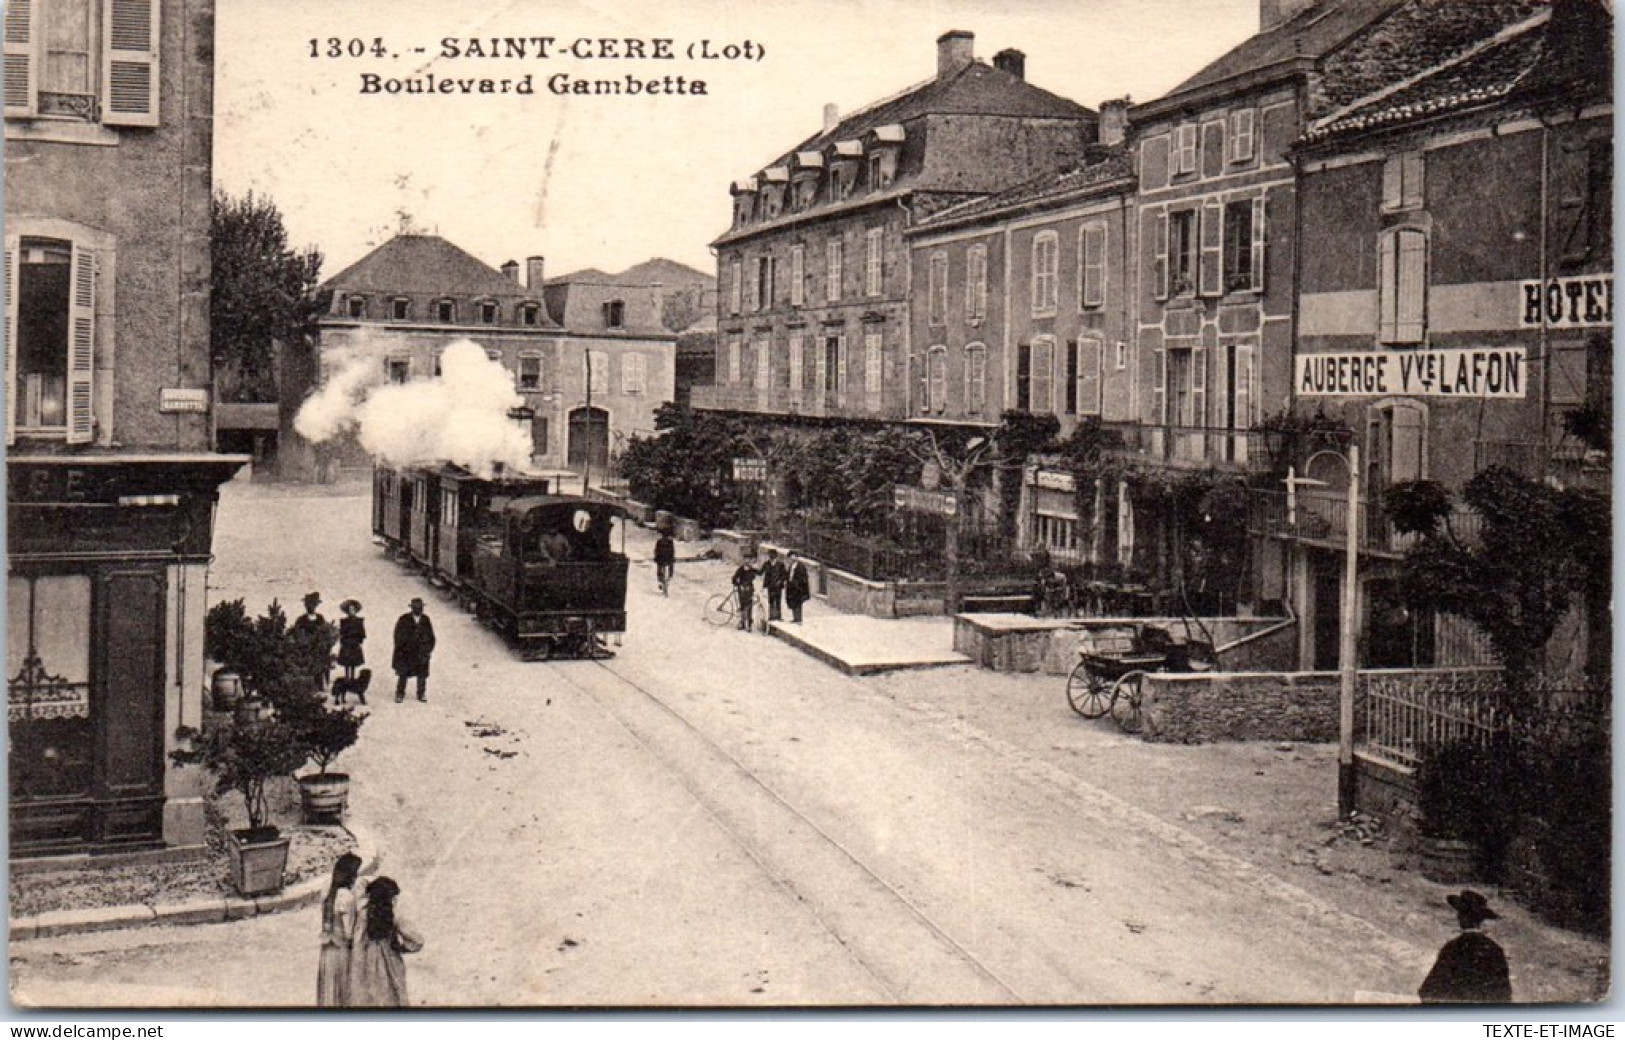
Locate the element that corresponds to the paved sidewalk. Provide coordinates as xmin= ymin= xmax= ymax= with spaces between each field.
xmin=9 ymin=823 xmax=378 ymax=940
xmin=767 ymin=614 xmax=970 ymax=675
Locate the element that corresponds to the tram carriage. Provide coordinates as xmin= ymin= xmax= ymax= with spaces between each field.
xmin=372 ymin=461 xmax=627 ymax=658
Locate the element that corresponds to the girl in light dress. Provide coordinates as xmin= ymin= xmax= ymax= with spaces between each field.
xmin=349 ymin=875 xmax=424 ymax=1007
xmin=315 ymin=852 xmax=363 ymax=1007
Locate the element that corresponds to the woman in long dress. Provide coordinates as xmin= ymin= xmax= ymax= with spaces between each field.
xmin=316 ymin=853 xmax=362 ymax=1007
xmin=350 ymin=876 xmax=424 ymax=1007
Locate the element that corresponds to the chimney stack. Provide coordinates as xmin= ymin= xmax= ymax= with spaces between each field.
xmin=1099 ymin=97 xmax=1130 ymax=147
xmin=526 ymin=255 xmax=546 ymax=289
xmin=992 ymin=48 xmax=1025 ymax=80
xmin=1260 ymin=0 xmax=1320 ymax=32
xmin=936 ymin=30 xmax=974 ymax=78
xmin=501 ymin=260 xmax=520 ymax=284
xmin=822 ymin=102 xmax=840 ymax=134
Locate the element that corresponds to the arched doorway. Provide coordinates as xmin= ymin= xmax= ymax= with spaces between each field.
xmin=568 ymin=407 xmax=609 ymax=470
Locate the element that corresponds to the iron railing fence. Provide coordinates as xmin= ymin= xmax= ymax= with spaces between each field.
xmin=1357 ymin=672 xmax=1607 ymax=770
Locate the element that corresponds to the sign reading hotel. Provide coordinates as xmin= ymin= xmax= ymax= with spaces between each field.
xmin=893 ymin=485 xmax=958 ymax=516
xmin=1520 ymin=274 xmax=1612 ymax=328
xmin=1297 ymin=347 xmax=1526 ymax=398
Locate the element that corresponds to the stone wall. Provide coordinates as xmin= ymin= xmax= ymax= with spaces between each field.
xmin=954 ymin=615 xmax=1296 ymax=675
xmin=1140 ymin=671 xmax=1341 ymax=744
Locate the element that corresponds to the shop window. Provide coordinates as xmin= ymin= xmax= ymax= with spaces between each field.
xmin=7 ymin=574 xmax=94 ymax=801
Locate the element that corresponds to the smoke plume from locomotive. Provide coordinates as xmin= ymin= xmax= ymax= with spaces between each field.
xmin=294 ymin=338 xmax=532 ymax=477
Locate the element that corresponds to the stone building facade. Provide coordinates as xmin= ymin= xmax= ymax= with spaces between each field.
xmin=5 ymin=0 xmax=246 ymax=855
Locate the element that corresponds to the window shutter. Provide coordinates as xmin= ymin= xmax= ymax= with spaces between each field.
xmin=1153 ymin=211 xmax=1169 ymax=301
xmin=1082 ymin=225 xmax=1105 ymax=308
xmin=1390 ymin=407 xmax=1425 ymax=482
xmin=835 ymin=334 xmax=847 ymax=395
xmin=1078 ymin=338 xmax=1103 ymax=416
xmin=1401 ymin=152 xmax=1425 ymax=210
xmin=1016 ymin=342 xmax=1031 ymax=411
xmin=1377 ymin=234 xmax=1397 ymax=342
xmin=1230 ymin=109 xmax=1255 ymax=162
xmin=1199 ymin=200 xmax=1223 ymax=297
xmin=1396 ymin=229 xmax=1426 ymax=343
xmin=103 ymin=0 xmax=161 ymax=127
xmin=788 ymin=334 xmax=803 ymax=393
xmin=1234 ymin=344 xmax=1254 ymax=429
xmin=814 ymin=338 xmax=828 ymax=393
xmin=4 ymin=0 xmax=36 ymax=117
xmin=791 ymin=245 xmax=805 ymax=307
xmin=5 ymin=235 xmax=17 ymax=445
xmin=1190 ymin=347 xmax=1207 ymax=430
xmin=966 ymin=347 xmax=985 ymax=413
xmin=1065 ymin=339 xmax=1079 ymax=414
xmin=1152 ymin=347 xmax=1166 ymax=424
xmin=1250 ymin=196 xmax=1267 ymax=293
xmin=1381 ymin=156 xmax=1402 ymax=211
xmin=68 ymin=244 xmax=97 ymax=444
xmin=928 ymin=350 xmax=946 ymax=413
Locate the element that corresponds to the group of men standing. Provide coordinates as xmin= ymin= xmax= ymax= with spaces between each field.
xmin=732 ymin=547 xmax=810 ymax=631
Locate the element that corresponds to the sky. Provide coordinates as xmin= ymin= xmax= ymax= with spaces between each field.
xmin=214 ymin=0 xmax=1261 ymax=284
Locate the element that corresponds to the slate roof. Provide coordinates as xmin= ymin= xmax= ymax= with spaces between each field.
xmin=324 ymin=234 xmax=536 ymax=301
xmin=1305 ymin=0 xmax=1608 ymax=143
xmin=753 ymin=59 xmax=1095 ymax=176
xmin=1154 ymin=0 xmax=1400 ymax=106
xmin=911 ymin=148 xmax=1136 ymax=234
xmin=550 ymin=258 xmax=714 ymax=289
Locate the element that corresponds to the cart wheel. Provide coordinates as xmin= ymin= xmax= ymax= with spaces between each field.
xmin=1110 ymin=671 xmax=1147 ymax=734
xmin=704 ymin=592 xmax=735 ymax=627
xmin=1065 ymin=663 xmax=1113 ymax=719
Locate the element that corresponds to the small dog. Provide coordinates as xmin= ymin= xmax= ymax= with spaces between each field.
xmin=331 ymin=668 xmax=371 ymax=706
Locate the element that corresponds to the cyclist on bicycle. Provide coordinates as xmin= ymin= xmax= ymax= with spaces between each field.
xmin=654 ymin=530 xmax=675 ymax=595
xmin=731 ymin=557 xmax=760 ymax=632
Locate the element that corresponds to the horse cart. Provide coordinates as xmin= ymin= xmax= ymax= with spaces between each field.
xmin=1064 ymin=624 xmax=1216 ymax=734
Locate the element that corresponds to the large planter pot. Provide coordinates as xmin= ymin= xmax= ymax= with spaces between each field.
xmin=1418 ymin=835 xmax=1482 ymax=884
xmin=210 ymin=669 xmax=244 ymax=711
xmin=227 ymin=827 xmax=291 ymax=897
xmin=298 ymin=772 xmax=350 ymax=824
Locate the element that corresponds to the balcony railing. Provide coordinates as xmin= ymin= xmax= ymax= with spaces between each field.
xmin=1248 ymin=486 xmax=1483 ymax=555
xmin=1474 ymin=439 xmax=1610 ymax=489
xmin=690 ymin=383 xmax=908 ymax=421
xmin=1097 ymin=421 xmax=1276 ymax=472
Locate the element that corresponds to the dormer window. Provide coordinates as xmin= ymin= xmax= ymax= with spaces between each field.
xmin=479 ymin=300 xmax=498 ymax=324
xmin=390 ymin=297 xmax=410 ymax=321
xmin=346 ymin=295 xmax=367 ymax=319
xmin=868 ymin=151 xmax=896 ymax=190
xmin=436 ymin=298 xmax=456 ymax=323
xmin=518 ymin=302 xmax=540 ymax=326
xmin=603 ymin=300 xmax=625 ymax=329
xmin=829 ymin=140 xmax=863 ymax=200
xmin=763 ymin=186 xmax=784 ymax=219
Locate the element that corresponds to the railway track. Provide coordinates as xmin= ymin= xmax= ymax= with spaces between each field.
xmin=538 ymin=653 xmax=1027 ymax=1005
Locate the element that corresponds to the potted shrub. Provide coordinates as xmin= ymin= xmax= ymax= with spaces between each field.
xmin=172 ymin=713 xmax=310 ymax=897
xmin=291 ymin=697 xmax=366 ymax=824
xmin=204 ymin=599 xmax=255 ymax=711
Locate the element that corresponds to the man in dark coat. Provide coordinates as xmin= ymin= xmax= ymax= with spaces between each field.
xmin=392 ymin=597 xmax=437 ymax=703
xmin=731 ymin=558 xmax=759 ymax=632
xmin=784 ymin=551 xmax=811 ymax=624
xmin=290 ymin=591 xmax=334 ymax=690
xmin=1419 ymin=890 xmax=1512 ymax=1003
xmin=654 ymin=531 xmax=676 ymax=595
xmin=760 ymin=548 xmax=788 ymax=622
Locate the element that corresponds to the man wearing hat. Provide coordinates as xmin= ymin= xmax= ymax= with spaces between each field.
xmin=392 ymin=597 xmax=437 ymax=703
xmin=1418 ymin=889 xmax=1512 ymax=1003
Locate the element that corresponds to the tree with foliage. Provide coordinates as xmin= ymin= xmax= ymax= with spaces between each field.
xmin=1386 ymin=466 xmax=1610 ymax=691
xmin=211 ymin=191 xmax=329 ymax=403
xmin=616 ymin=404 xmax=749 ymax=528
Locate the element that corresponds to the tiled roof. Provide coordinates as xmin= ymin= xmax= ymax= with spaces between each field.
xmin=912 ymin=149 xmax=1135 ymax=232
xmin=1306 ymin=0 xmax=1609 ymax=143
xmin=757 ymin=59 xmax=1095 ymax=174
xmin=1307 ymin=19 xmax=1546 ymax=140
xmin=1161 ymin=0 xmax=1400 ymax=102
xmin=1310 ymin=0 xmax=1549 ymax=115
xmin=324 ymin=234 xmax=535 ymax=301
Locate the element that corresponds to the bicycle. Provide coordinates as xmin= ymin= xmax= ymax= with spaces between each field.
xmin=704 ymin=588 xmax=768 ymax=632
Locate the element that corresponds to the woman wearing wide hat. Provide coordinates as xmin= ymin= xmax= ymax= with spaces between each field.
xmin=1418 ymin=889 xmax=1512 ymax=1003
xmin=334 ymin=599 xmax=368 ymax=705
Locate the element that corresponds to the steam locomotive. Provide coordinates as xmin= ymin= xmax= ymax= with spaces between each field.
xmin=372 ymin=462 xmax=628 ymax=659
